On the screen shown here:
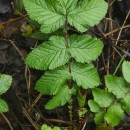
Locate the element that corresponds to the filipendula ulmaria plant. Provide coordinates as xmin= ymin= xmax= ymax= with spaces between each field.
xmin=0 ymin=74 xmax=12 ymax=113
xmin=23 ymin=0 xmax=108 ymax=125
xmin=88 ymin=61 xmax=130 ymax=128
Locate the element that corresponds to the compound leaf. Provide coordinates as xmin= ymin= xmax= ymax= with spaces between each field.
xmin=122 ymin=61 xmax=130 ymax=83
xmin=104 ymin=103 xmax=125 ymax=127
xmin=88 ymin=100 xmax=100 ymax=112
xmin=68 ymin=0 xmax=108 ymax=32
xmin=0 ymin=74 xmax=12 ymax=95
xmin=26 ymin=36 xmax=69 ymax=70
xmin=94 ymin=111 xmax=106 ymax=124
xmin=24 ymin=0 xmax=108 ymax=33
xmin=105 ymin=75 xmax=130 ymax=98
xmin=35 ymin=65 xmax=71 ymax=95
xmin=92 ymin=88 xmax=115 ymax=107
xmin=71 ymin=61 xmax=100 ymax=89
xmin=45 ymin=86 xmax=72 ymax=109
xmin=0 ymin=99 xmax=9 ymax=113
xmin=69 ymin=35 xmax=103 ymax=63
xmin=23 ymin=0 xmax=65 ymax=33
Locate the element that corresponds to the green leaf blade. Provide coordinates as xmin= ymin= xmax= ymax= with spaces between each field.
xmin=120 ymin=94 xmax=130 ymax=114
xmin=41 ymin=124 xmax=52 ymax=130
xmin=105 ymin=75 xmax=130 ymax=98
xmin=35 ymin=66 xmax=71 ymax=95
xmin=0 ymin=74 xmax=12 ymax=95
xmin=23 ymin=0 xmax=65 ymax=33
xmin=92 ymin=88 xmax=115 ymax=107
xmin=104 ymin=103 xmax=125 ymax=127
xmin=88 ymin=100 xmax=100 ymax=112
xmin=45 ymin=87 xmax=72 ymax=110
xmin=26 ymin=36 xmax=69 ymax=70
xmin=122 ymin=61 xmax=130 ymax=83
xmin=0 ymin=99 xmax=9 ymax=113
xmin=69 ymin=35 xmax=103 ymax=63
xmin=94 ymin=111 xmax=106 ymax=125
xmin=68 ymin=0 xmax=108 ymax=32
xmin=71 ymin=61 xmax=101 ymax=89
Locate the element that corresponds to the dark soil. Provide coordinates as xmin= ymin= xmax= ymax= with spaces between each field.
xmin=0 ymin=0 xmax=130 ymax=130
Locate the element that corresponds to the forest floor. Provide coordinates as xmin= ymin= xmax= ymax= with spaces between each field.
xmin=0 ymin=0 xmax=130 ymax=130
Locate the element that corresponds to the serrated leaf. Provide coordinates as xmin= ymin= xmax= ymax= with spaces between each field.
xmin=45 ymin=86 xmax=72 ymax=109
xmin=88 ymin=100 xmax=100 ymax=112
xmin=0 ymin=99 xmax=9 ymax=113
xmin=71 ymin=61 xmax=100 ymax=89
xmin=26 ymin=36 xmax=69 ymax=70
xmin=35 ymin=65 xmax=71 ymax=95
xmin=92 ymin=88 xmax=115 ymax=107
xmin=23 ymin=0 xmax=65 ymax=33
xmin=69 ymin=35 xmax=103 ymax=63
xmin=122 ymin=61 xmax=130 ymax=83
xmin=105 ymin=75 xmax=130 ymax=98
xmin=68 ymin=0 xmax=108 ymax=32
xmin=104 ymin=103 xmax=125 ymax=127
xmin=0 ymin=74 xmax=12 ymax=95
xmin=120 ymin=94 xmax=130 ymax=114
xmin=24 ymin=0 xmax=108 ymax=33
xmin=94 ymin=111 xmax=106 ymax=124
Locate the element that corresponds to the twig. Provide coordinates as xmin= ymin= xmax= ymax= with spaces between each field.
xmin=28 ymin=93 xmax=42 ymax=112
xmin=0 ymin=113 xmax=14 ymax=130
xmin=23 ymin=107 xmax=40 ymax=130
xmin=115 ymin=10 xmax=130 ymax=45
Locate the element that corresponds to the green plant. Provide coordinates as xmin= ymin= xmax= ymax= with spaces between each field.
xmin=88 ymin=61 xmax=130 ymax=127
xmin=41 ymin=124 xmax=60 ymax=130
xmin=23 ymin=0 xmax=108 ymax=128
xmin=0 ymin=74 xmax=12 ymax=113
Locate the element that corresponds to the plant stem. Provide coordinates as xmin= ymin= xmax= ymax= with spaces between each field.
xmin=65 ymin=21 xmax=73 ymax=130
